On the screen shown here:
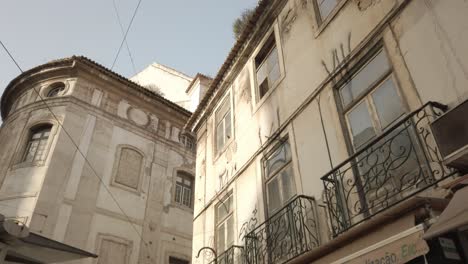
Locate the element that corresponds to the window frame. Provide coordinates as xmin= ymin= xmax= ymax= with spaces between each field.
xmin=14 ymin=122 xmax=56 ymax=168
xmin=110 ymin=145 xmax=146 ymax=194
xmin=337 ymin=49 xmax=406 ymax=151
xmin=312 ymin=0 xmax=348 ymax=36
xmin=214 ymin=91 xmax=233 ymax=156
xmin=21 ymin=125 xmax=53 ymax=163
xmin=215 ymin=193 xmax=235 ymax=254
xmin=174 ymin=171 xmax=195 ymax=209
xmin=251 ymin=23 xmax=285 ymax=109
xmin=262 ymin=138 xmax=297 ymax=216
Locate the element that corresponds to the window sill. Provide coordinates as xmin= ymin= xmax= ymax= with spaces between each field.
xmin=314 ymin=0 xmax=349 ymax=38
xmin=110 ymin=181 xmax=142 ymax=196
xmin=172 ymin=202 xmax=194 ymax=213
xmin=11 ymin=160 xmax=46 ymax=170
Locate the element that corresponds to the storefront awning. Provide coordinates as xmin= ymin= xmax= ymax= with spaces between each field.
xmin=4 ymin=232 xmax=98 ymax=263
xmin=0 ymin=215 xmax=97 ymax=263
xmin=423 ymin=183 xmax=468 ymax=240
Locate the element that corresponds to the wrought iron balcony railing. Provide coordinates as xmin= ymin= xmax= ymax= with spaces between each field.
xmin=209 ymin=245 xmax=245 ymax=264
xmin=321 ymin=102 xmax=458 ymax=236
xmin=244 ymin=195 xmax=320 ymax=264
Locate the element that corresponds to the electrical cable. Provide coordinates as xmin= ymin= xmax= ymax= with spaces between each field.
xmin=111 ymin=0 xmax=137 ymax=75
xmin=110 ymin=0 xmax=143 ymax=70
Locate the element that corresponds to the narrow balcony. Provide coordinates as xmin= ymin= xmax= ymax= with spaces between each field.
xmin=321 ymin=102 xmax=458 ymax=236
xmin=244 ymin=195 xmax=320 ymax=264
xmin=210 ymin=245 xmax=244 ymax=264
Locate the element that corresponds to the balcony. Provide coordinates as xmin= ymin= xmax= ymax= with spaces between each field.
xmin=244 ymin=195 xmax=320 ymax=264
xmin=321 ymin=102 xmax=458 ymax=236
xmin=209 ymin=246 xmax=244 ymax=264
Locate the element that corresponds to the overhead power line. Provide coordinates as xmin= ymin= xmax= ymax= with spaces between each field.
xmin=112 ymin=0 xmax=137 ymax=74
xmin=0 ymin=39 xmax=154 ymax=260
xmin=110 ymin=0 xmax=143 ymax=70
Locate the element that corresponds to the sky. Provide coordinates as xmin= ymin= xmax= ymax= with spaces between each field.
xmin=0 ymin=0 xmax=258 ymax=94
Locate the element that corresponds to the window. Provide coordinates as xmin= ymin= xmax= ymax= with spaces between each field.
xmin=340 ymin=49 xmax=404 ymax=149
xmin=175 ymin=172 xmax=194 ymax=208
xmin=180 ymin=134 xmax=195 ymax=151
xmin=215 ymin=94 xmax=232 ymax=153
xmin=255 ymin=34 xmax=280 ymax=100
xmin=169 ymin=257 xmax=189 ymax=264
xmin=114 ymin=147 xmax=143 ymax=190
xmin=316 ymin=0 xmax=339 ymax=23
xmin=97 ymin=237 xmax=131 ymax=264
xmin=22 ymin=125 xmax=52 ymax=163
xmin=216 ymin=194 xmax=234 ymax=254
xmin=46 ymin=82 xmax=66 ymax=97
xmin=264 ymin=140 xmax=296 ymax=215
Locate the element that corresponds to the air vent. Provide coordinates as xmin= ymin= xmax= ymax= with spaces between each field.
xmin=431 ymin=99 xmax=468 ymax=172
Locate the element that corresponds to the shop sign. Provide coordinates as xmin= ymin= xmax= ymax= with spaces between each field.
xmin=344 ymin=230 xmax=429 ymax=264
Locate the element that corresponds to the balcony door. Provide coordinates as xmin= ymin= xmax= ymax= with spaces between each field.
xmin=263 ymin=140 xmax=297 ymax=263
xmin=338 ymin=48 xmax=426 ymax=216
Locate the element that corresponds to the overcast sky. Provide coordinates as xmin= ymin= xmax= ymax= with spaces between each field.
xmin=0 ymin=0 xmax=257 ymax=94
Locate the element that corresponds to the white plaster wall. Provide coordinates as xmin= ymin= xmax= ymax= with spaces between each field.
xmin=193 ymin=0 xmax=468 ymax=262
xmin=131 ymin=63 xmax=192 ymax=109
xmin=395 ymin=0 xmax=468 ymax=107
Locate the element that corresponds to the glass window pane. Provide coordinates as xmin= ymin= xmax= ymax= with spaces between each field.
xmin=217 ymin=196 xmax=231 ymax=222
xmin=318 ymin=0 xmax=338 ymax=20
xmin=269 ymin=62 xmax=281 ymax=87
xmin=280 ymin=165 xmax=296 ymax=203
xmin=340 ymin=51 xmax=391 ymax=108
xmin=225 ymin=111 xmax=231 ymax=141
xmin=372 ymin=78 xmax=404 ymax=128
xmin=226 ymin=216 xmax=234 ymax=247
xmin=347 ymin=101 xmax=376 ymax=148
xmin=216 ymin=122 xmax=224 ymax=151
xmin=182 ymin=187 xmax=191 ymax=207
xmin=257 ymin=62 xmax=268 ymax=86
xmin=175 ymin=185 xmax=182 ymax=203
xmin=267 ymin=178 xmax=281 ymax=214
xmin=265 ymin=142 xmax=291 ymax=178
xmin=217 ymin=223 xmax=225 ymax=251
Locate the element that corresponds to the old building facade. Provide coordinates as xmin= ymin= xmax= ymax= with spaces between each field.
xmin=188 ymin=0 xmax=468 ymax=263
xmin=0 ymin=57 xmax=196 ymax=263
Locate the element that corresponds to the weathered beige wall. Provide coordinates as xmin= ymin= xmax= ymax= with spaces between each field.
xmin=0 ymin=60 xmax=195 ymax=264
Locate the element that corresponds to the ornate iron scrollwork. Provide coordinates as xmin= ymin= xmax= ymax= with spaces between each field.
xmin=322 ymin=102 xmax=457 ymax=236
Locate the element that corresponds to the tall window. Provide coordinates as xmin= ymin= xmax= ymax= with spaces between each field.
xmin=175 ymin=172 xmax=194 ymax=208
xmin=114 ymin=147 xmax=143 ymax=190
xmin=255 ymin=34 xmax=280 ymax=100
xmin=216 ymin=194 xmax=234 ymax=254
xmin=315 ymin=0 xmax=339 ymax=23
xmin=22 ymin=125 xmax=52 ymax=163
xmin=215 ymin=94 xmax=232 ymax=153
xmin=340 ymin=49 xmax=404 ymax=149
xmin=264 ymin=140 xmax=296 ymax=214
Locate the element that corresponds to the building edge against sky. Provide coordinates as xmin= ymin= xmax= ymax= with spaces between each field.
xmin=186 ymin=0 xmax=468 ymax=264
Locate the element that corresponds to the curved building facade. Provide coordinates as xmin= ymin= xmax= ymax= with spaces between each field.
xmin=0 ymin=56 xmax=196 ymax=263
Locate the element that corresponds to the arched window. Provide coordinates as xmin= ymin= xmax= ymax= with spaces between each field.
xmin=174 ymin=171 xmax=194 ymax=208
xmin=22 ymin=124 xmax=52 ymax=163
xmin=114 ymin=147 xmax=144 ymax=190
xmin=46 ymin=82 xmax=66 ymax=98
